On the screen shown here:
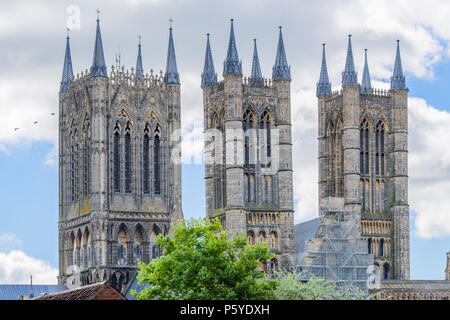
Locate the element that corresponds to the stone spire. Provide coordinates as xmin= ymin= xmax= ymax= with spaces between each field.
xmin=316 ymin=43 xmax=331 ymax=97
xmin=136 ymin=35 xmax=143 ymax=79
xmin=223 ymin=19 xmax=242 ymax=76
xmin=390 ymin=40 xmax=406 ymax=90
xmin=201 ymin=33 xmax=218 ymax=88
xmin=91 ymin=11 xmax=107 ymax=77
xmin=342 ymin=35 xmax=358 ymax=86
xmin=272 ymin=26 xmax=291 ymax=80
xmin=361 ymin=49 xmax=372 ymax=93
xmin=250 ymin=39 xmax=264 ymax=86
xmin=164 ymin=25 xmax=180 ymax=84
xmin=60 ymin=30 xmax=74 ymax=93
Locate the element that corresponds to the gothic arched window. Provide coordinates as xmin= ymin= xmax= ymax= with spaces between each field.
xmin=379 ymin=239 xmax=384 ymax=257
xmin=360 ymin=118 xmax=370 ymax=175
xmin=260 ymin=110 xmax=271 ymax=168
xmin=327 ymin=121 xmax=335 ymax=196
xmin=270 ymin=231 xmax=278 ymax=250
xmin=259 ymin=231 xmax=266 ymax=243
xmin=247 ymin=230 xmax=255 ymax=245
xmin=82 ymin=121 xmax=90 ymax=197
xmin=117 ymin=226 xmax=128 ymax=266
xmin=134 ymin=226 xmax=143 ymax=263
xmin=335 ymin=119 xmax=344 ymax=197
xmin=113 ymin=123 xmax=120 ymax=192
xmin=154 ymin=128 xmax=161 ymax=195
xmin=124 ymin=122 xmax=132 ymax=193
xmin=143 ymin=124 xmax=150 ymax=194
xmin=376 ymin=121 xmax=385 ymax=176
xmin=383 ymin=263 xmax=390 ymax=280
xmin=243 ymin=109 xmax=255 ymax=168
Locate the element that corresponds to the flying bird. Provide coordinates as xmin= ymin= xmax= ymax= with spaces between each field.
xmin=51 ymin=112 xmax=55 ymax=115
xmin=34 ymin=121 xmax=38 ymax=124
xmin=14 ymin=128 xmax=19 ymax=131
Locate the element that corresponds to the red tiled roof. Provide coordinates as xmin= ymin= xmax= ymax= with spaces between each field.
xmin=32 ymin=281 xmax=127 ymax=300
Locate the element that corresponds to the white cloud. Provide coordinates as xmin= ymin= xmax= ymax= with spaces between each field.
xmin=409 ymin=97 xmax=450 ymax=238
xmin=0 ymin=250 xmax=58 ymax=284
xmin=0 ymin=233 xmax=23 ymax=252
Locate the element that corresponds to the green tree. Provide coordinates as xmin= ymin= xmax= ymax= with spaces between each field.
xmin=273 ymin=268 xmax=368 ymax=300
xmin=133 ymin=218 xmax=277 ymax=300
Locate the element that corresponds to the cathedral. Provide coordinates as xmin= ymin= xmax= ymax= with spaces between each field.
xmin=201 ymin=20 xmax=295 ymax=272
xmin=57 ymin=15 xmax=183 ymax=291
xmin=57 ymin=13 xmax=416 ymax=293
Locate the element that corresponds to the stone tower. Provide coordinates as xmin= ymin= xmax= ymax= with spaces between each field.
xmin=57 ymin=16 xmax=183 ymax=291
xmin=317 ymin=36 xmax=410 ymax=280
xmin=201 ymin=20 xmax=295 ymax=272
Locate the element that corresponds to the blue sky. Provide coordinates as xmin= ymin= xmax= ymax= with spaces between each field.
xmin=0 ymin=0 xmax=449 ymax=283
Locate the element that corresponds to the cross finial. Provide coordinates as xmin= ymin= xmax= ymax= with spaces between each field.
xmin=96 ymin=8 xmax=100 ymax=20
xmin=66 ymin=27 xmax=70 ymax=38
xmin=169 ymin=17 xmax=173 ymax=29
xmin=138 ymin=33 xmax=142 ymax=45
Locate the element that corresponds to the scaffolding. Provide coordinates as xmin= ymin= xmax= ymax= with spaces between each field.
xmin=298 ymin=210 xmax=373 ymax=296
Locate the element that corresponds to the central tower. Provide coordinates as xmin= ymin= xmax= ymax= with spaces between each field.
xmin=201 ymin=20 xmax=295 ymax=272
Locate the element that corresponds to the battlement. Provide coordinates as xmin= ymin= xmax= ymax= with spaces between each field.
xmin=69 ymin=66 xmax=166 ymax=90
xmin=323 ymin=87 xmax=393 ymax=111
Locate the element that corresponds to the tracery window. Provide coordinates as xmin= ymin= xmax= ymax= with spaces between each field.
xmin=243 ymin=109 xmax=255 ymax=168
xmin=143 ymin=124 xmax=150 ymax=194
xmin=154 ymin=128 xmax=161 ymax=195
xmin=82 ymin=121 xmax=90 ymax=197
xmin=113 ymin=122 xmax=120 ymax=192
xmin=375 ymin=121 xmax=385 ymax=176
xmin=360 ymin=118 xmax=370 ymax=175
xmin=124 ymin=122 xmax=132 ymax=193
xmin=260 ymin=110 xmax=271 ymax=168
xmin=327 ymin=121 xmax=335 ymax=196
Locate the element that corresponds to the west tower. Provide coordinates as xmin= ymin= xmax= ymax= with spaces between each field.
xmin=201 ymin=21 xmax=295 ymax=272
xmin=58 ymin=16 xmax=183 ymax=291
xmin=317 ymin=37 xmax=410 ymax=280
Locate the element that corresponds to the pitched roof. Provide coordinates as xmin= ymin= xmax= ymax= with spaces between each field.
xmin=0 ymin=284 xmax=67 ymax=300
xmin=32 ymin=281 xmax=126 ymax=300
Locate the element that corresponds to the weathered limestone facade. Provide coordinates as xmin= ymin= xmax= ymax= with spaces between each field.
xmin=57 ymin=18 xmax=183 ymax=291
xmin=317 ymin=37 xmax=410 ymax=280
xmin=201 ymin=22 xmax=295 ymax=272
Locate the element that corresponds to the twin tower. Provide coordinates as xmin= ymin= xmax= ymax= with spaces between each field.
xmin=57 ymin=16 xmax=409 ymax=291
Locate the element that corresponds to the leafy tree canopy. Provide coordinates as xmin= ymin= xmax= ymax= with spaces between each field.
xmin=133 ymin=218 xmax=277 ymax=300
